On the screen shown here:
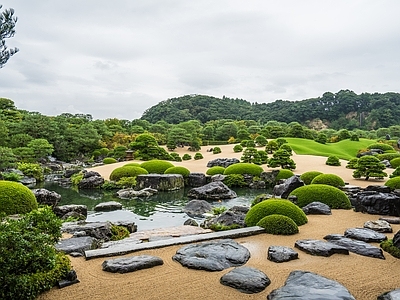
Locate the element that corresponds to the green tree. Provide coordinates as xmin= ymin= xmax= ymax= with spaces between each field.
xmin=241 ymin=147 xmax=261 ymax=164
xmin=353 ymin=155 xmax=387 ymax=180
xmin=255 ymin=135 xmax=267 ymax=147
xmin=0 ymin=146 xmax=16 ymax=170
xmin=0 ymin=5 xmax=18 ymax=68
xmin=27 ymin=138 xmax=54 ymax=161
xmin=267 ymin=149 xmax=296 ymax=170
xmin=315 ymin=133 xmax=327 ymax=144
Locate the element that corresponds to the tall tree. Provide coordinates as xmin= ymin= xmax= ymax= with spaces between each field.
xmin=0 ymin=5 xmax=18 ymax=68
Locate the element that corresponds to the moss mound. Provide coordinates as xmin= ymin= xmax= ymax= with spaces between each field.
xmin=367 ymin=143 xmax=395 ymax=152
xmin=102 ymin=157 xmax=117 ymax=164
xmin=311 ymin=173 xmax=345 ymax=188
xmin=300 ymin=171 xmax=323 ymax=185
xmin=223 ymin=163 xmax=263 ymax=176
xmin=245 ymin=198 xmax=308 ymax=227
xmin=164 ymin=166 xmax=190 ymax=177
xmin=385 ymin=177 xmax=400 ymax=190
xmin=380 ymin=239 xmax=400 ymax=259
xmin=276 ymin=169 xmax=295 ymax=181
xmin=109 ymin=166 xmax=148 ymax=181
xmin=289 ymin=184 xmax=351 ymax=209
xmin=123 ymin=162 xmax=142 ymax=167
xmin=206 ymin=166 xmax=226 ymax=176
xmin=256 ymin=214 xmax=299 ymax=235
xmin=390 ymin=157 xmax=400 ymax=168
xmin=0 ymin=180 xmax=38 ymax=215
xmin=140 ymin=160 xmax=174 ymax=174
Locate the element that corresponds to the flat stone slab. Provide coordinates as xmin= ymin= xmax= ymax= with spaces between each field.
xmin=324 ymin=234 xmax=385 ymax=259
xmin=268 ymin=246 xmax=299 ymax=263
xmin=267 ymin=270 xmax=355 ymax=300
xmin=94 ymin=201 xmax=122 ymax=212
xmin=364 ymin=220 xmax=392 ymax=233
xmin=172 ymin=239 xmax=250 ymax=271
xmin=295 ymin=239 xmax=349 ymax=257
xmin=102 ymin=255 xmax=163 ymax=273
xmin=56 ymin=236 xmax=96 ymax=254
xmin=379 ymin=216 xmax=400 ymax=224
xmin=344 ymin=227 xmax=387 ymax=243
xmin=220 ymin=266 xmax=271 ymax=294
xmin=302 ymin=201 xmax=331 ymax=215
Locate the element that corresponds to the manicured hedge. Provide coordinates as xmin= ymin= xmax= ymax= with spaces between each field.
xmin=256 ymin=214 xmax=299 ymax=235
xmin=299 ymin=171 xmax=323 ymax=185
xmin=223 ymin=163 xmax=264 ymax=176
xmin=103 ymin=157 xmax=117 ymax=164
xmin=140 ymin=160 xmax=174 ymax=174
xmin=367 ymin=143 xmax=395 ymax=152
xmin=311 ymin=173 xmax=345 ymax=188
xmin=385 ymin=177 xmax=400 ymax=190
xmin=164 ymin=166 xmax=190 ymax=177
xmin=206 ymin=166 xmax=226 ymax=176
xmin=0 ymin=180 xmax=38 ymax=215
xmin=109 ymin=166 xmax=149 ymax=181
xmin=245 ymin=198 xmax=308 ymax=227
xmin=275 ymin=169 xmax=295 ymax=181
xmin=390 ymin=157 xmax=400 ymax=168
xmin=289 ymin=184 xmax=351 ymax=209
xmin=377 ymin=153 xmax=400 ymax=162
xmin=123 ymin=162 xmax=142 ymax=167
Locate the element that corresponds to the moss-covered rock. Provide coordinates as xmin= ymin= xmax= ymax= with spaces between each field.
xmin=245 ymin=198 xmax=308 ymax=227
xmin=385 ymin=177 xmax=400 ymax=190
xmin=0 ymin=180 xmax=38 ymax=215
xmin=223 ymin=163 xmax=263 ymax=176
xmin=299 ymin=171 xmax=323 ymax=185
xmin=276 ymin=169 xmax=295 ymax=181
xmin=206 ymin=166 xmax=226 ymax=176
xmin=289 ymin=184 xmax=351 ymax=209
xmin=256 ymin=214 xmax=299 ymax=235
xmin=140 ymin=160 xmax=174 ymax=174
xmin=380 ymin=239 xmax=400 ymax=259
xmin=164 ymin=166 xmax=190 ymax=177
xmin=311 ymin=173 xmax=345 ymax=188
xmin=109 ymin=166 xmax=149 ymax=181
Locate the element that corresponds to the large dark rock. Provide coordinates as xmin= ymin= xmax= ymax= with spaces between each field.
xmin=351 ymin=191 xmax=400 ymax=216
xmin=202 ymin=206 xmax=248 ymax=229
xmin=364 ymin=185 xmax=391 ymax=193
xmin=172 ymin=239 xmax=250 ymax=271
xmin=207 ymin=158 xmax=240 ymax=168
xmin=267 ymin=270 xmax=355 ymax=300
xmin=136 ymin=174 xmax=184 ymax=191
xmin=364 ymin=220 xmax=392 ymax=233
xmin=268 ymin=246 xmax=298 ymax=263
xmin=261 ymin=170 xmax=280 ymax=187
xmin=294 ymin=239 xmax=349 ymax=257
xmin=378 ymin=288 xmax=400 ymax=300
xmin=183 ymin=200 xmax=213 ymax=217
xmin=94 ymin=201 xmax=122 ymax=212
xmin=302 ymin=201 xmax=332 ymax=215
xmin=55 ymin=236 xmax=97 ymax=254
xmin=344 ymin=227 xmax=387 ymax=243
xmin=53 ymin=204 xmax=88 ymax=219
xmin=273 ymin=176 xmax=304 ymax=199
xmin=32 ymin=188 xmax=61 ymax=209
xmin=220 ymin=266 xmax=271 ymax=294
xmin=187 ymin=181 xmax=237 ymax=201
xmin=61 ymin=221 xmax=113 ymax=241
xmin=187 ymin=173 xmax=208 ymax=187
xmin=78 ymin=170 xmax=104 ymax=189
xmin=324 ymin=234 xmax=385 ymax=259
xmin=102 ymin=255 xmax=163 ymax=273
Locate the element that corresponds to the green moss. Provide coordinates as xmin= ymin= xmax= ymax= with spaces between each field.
xmin=300 ymin=171 xmax=323 ymax=185
xmin=276 ymin=169 xmax=295 ymax=181
xmin=110 ymin=224 xmax=130 ymax=241
xmin=164 ymin=166 xmax=190 ymax=177
xmin=245 ymin=198 xmax=308 ymax=227
xmin=123 ymin=162 xmax=142 ymax=167
xmin=223 ymin=174 xmax=247 ymax=187
xmin=380 ymin=239 xmax=400 ymax=259
xmin=289 ymin=184 xmax=352 ymax=209
xmin=140 ymin=160 xmax=174 ymax=174
xmin=0 ymin=180 xmax=38 ymax=215
xmin=209 ymin=223 xmax=241 ymax=231
xmin=390 ymin=157 xmax=400 ymax=168
xmin=103 ymin=157 xmax=117 ymax=164
xmin=223 ymin=163 xmax=264 ymax=176
xmin=311 ymin=173 xmax=345 ymax=188
xmin=109 ymin=166 xmax=149 ymax=181
xmin=206 ymin=166 xmax=226 ymax=176
xmin=256 ymin=214 xmax=299 ymax=235
xmin=390 ymin=166 xmax=400 ymax=178
xmin=385 ymin=177 xmax=400 ymax=190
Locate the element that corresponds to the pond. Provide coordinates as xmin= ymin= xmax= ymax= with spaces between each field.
xmin=40 ymin=183 xmax=268 ymax=231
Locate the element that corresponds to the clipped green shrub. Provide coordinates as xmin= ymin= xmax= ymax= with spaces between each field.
xmin=0 ymin=180 xmax=38 ymax=215
xmin=206 ymin=166 xmax=226 ymax=176
xmin=70 ymin=172 xmax=84 ymax=185
xmin=390 ymin=157 xmax=400 ymax=168
xmin=390 ymin=166 xmax=400 ymax=178
xmin=240 ymin=140 xmax=250 ymax=147
xmin=1 ymin=171 xmax=23 ymax=182
xmin=233 ymin=144 xmax=243 ymax=153
xmin=213 ymin=147 xmax=222 ymax=154
xmin=346 ymin=158 xmax=359 ymax=169
xmin=367 ymin=143 xmax=395 ymax=152
xmin=182 ymin=154 xmax=192 ymax=160
xmin=164 ymin=166 xmax=190 ymax=177
xmin=289 ymin=184 xmax=351 ymax=209
xmin=246 ymin=140 xmax=256 ymax=148
xmin=380 ymin=239 xmax=400 ymax=259
xmin=326 ymin=155 xmax=341 ymax=166
xmin=224 ymin=163 xmax=264 ymax=176
xmin=169 ymin=152 xmax=182 ymax=162
xmin=300 ymin=171 xmax=323 ymax=185
xmin=245 ymin=199 xmax=308 ymax=227
xmin=17 ymin=162 xmax=44 ymax=181
xmin=377 ymin=153 xmax=400 ymax=161
xmin=123 ymin=162 xmax=142 ymax=167
xmin=384 ymin=177 xmax=400 ymax=190
xmin=140 ymin=160 xmax=174 ymax=174
xmin=103 ymin=157 xmax=117 ymax=164
xmin=194 ymin=152 xmax=203 ymax=160
xmin=257 ymin=214 xmax=299 ymax=235
xmin=116 ymin=177 xmax=136 ymax=188
xmin=223 ymin=174 xmax=247 ymax=187
xmin=311 ymin=173 xmax=345 ymax=188
xmin=109 ymin=166 xmax=148 ymax=181
xmin=276 ymin=169 xmax=295 ymax=181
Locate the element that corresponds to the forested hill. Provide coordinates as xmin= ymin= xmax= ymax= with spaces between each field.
xmin=141 ymin=90 xmax=400 ymax=130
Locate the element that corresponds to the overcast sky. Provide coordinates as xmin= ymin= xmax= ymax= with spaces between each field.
xmin=1 ymin=1 xmax=400 ymax=120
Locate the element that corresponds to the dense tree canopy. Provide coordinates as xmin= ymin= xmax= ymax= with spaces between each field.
xmin=0 ymin=5 xmax=18 ymax=68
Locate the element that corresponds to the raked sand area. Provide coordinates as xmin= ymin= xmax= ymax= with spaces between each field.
xmin=38 ymin=145 xmax=400 ymax=300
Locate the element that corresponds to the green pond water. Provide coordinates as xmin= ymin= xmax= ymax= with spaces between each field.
xmin=41 ymin=183 xmax=266 ymax=231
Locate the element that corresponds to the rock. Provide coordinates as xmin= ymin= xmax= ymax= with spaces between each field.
xmin=268 ymin=246 xmax=299 ymax=263
xmin=112 ymin=220 xmax=137 ymax=233
xmin=78 ymin=170 xmax=104 ymax=189
xmin=294 ymin=239 xmax=349 ymax=257
xmin=187 ymin=181 xmax=237 ymax=201
xmin=100 ymin=237 xmax=142 ymax=249
xmin=379 ymin=216 xmax=400 ymax=224
xmin=64 ymin=169 xmax=81 ymax=178
xmin=365 ymin=185 xmax=391 ymax=193
xmin=324 ymin=234 xmax=385 ymax=259
xmin=378 ymin=288 xmax=400 ymax=300
xmin=61 ymin=221 xmax=113 ymax=241
xmin=202 ymin=206 xmax=248 ymax=229
xmin=58 ymin=270 xmax=80 ymax=288
xmin=94 ymin=201 xmax=123 ymax=212
xmin=302 ymin=201 xmax=332 ymax=215
xmin=364 ymin=220 xmax=392 ymax=233
xmin=273 ymin=176 xmax=304 ymax=199
xmin=207 ymin=158 xmax=240 ymax=168
xmin=136 ymin=174 xmax=184 ymax=191
xmin=261 ymin=170 xmax=280 ymax=187
xmin=392 ymin=230 xmax=400 ymax=248
xmin=53 ymin=204 xmax=88 ymax=219
xmin=267 ymin=270 xmax=355 ymax=300
xmin=220 ymin=266 xmax=271 ymax=294
xmin=183 ymin=219 xmax=199 ymax=226
xmin=32 ymin=188 xmax=61 ymax=209
xmin=344 ymin=228 xmax=387 ymax=243
xmin=187 ymin=173 xmax=208 ymax=187
xmin=351 ymin=191 xmax=400 ymax=216
xmin=102 ymin=255 xmax=163 ymax=273
xmin=183 ymin=200 xmax=213 ymax=217
xmin=172 ymin=239 xmax=250 ymax=271
xmin=116 ymin=187 xmax=158 ymax=199
xmin=55 ymin=236 xmax=97 ymax=254
xmin=211 ymin=174 xmax=226 ymax=182
xmin=60 ymin=211 xmax=86 ymax=221
xmin=19 ymin=176 xmax=36 ymax=186
xmin=249 ymin=180 xmax=266 ymax=189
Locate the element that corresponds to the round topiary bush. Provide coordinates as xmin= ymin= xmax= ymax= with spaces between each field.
xmin=385 ymin=177 xmax=400 ymax=190
xmin=164 ymin=166 xmax=190 ymax=177
xmin=256 ymin=214 xmax=299 ymax=235
xmin=140 ymin=160 xmax=175 ymax=174
xmin=289 ymin=184 xmax=351 ymax=209
xmin=0 ymin=180 xmax=38 ymax=215
xmin=223 ymin=163 xmax=264 ymax=176
xmin=346 ymin=158 xmax=359 ymax=169
xmin=103 ymin=157 xmax=117 ymax=164
xmin=245 ymin=199 xmax=308 ymax=227
xmin=194 ymin=152 xmax=203 ymax=160
xmin=367 ymin=143 xmax=395 ymax=152
xmin=182 ymin=154 xmax=192 ymax=161
xmin=123 ymin=162 xmax=142 ymax=167
xmin=390 ymin=157 xmax=400 ymax=168
xmin=109 ymin=166 xmax=149 ymax=181
xmin=233 ymin=144 xmax=243 ymax=153
xmin=212 ymin=147 xmax=222 ymax=154
xmin=311 ymin=173 xmax=345 ymax=188
xmin=299 ymin=171 xmax=323 ymax=185
xmin=390 ymin=166 xmax=400 ymax=178
xmin=275 ymin=169 xmax=295 ymax=181
xmin=326 ymin=155 xmax=341 ymax=166
xmin=206 ymin=166 xmax=226 ymax=176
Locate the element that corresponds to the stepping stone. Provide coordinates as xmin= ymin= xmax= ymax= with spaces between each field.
xmin=267 ymin=270 xmax=355 ymax=299
xmin=102 ymin=255 xmax=163 ymax=273
xmin=295 ymin=239 xmax=349 ymax=257
xmin=344 ymin=227 xmax=387 ymax=243
xmin=268 ymin=246 xmax=298 ymax=263
xmin=55 ymin=236 xmax=97 ymax=255
xmin=302 ymin=201 xmax=331 ymax=215
xmin=94 ymin=201 xmax=122 ymax=212
xmin=172 ymin=239 xmax=250 ymax=271
xmin=324 ymin=234 xmax=385 ymax=259
xmin=379 ymin=216 xmax=400 ymax=224
xmin=364 ymin=220 xmax=392 ymax=233
xmin=220 ymin=266 xmax=271 ymax=294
